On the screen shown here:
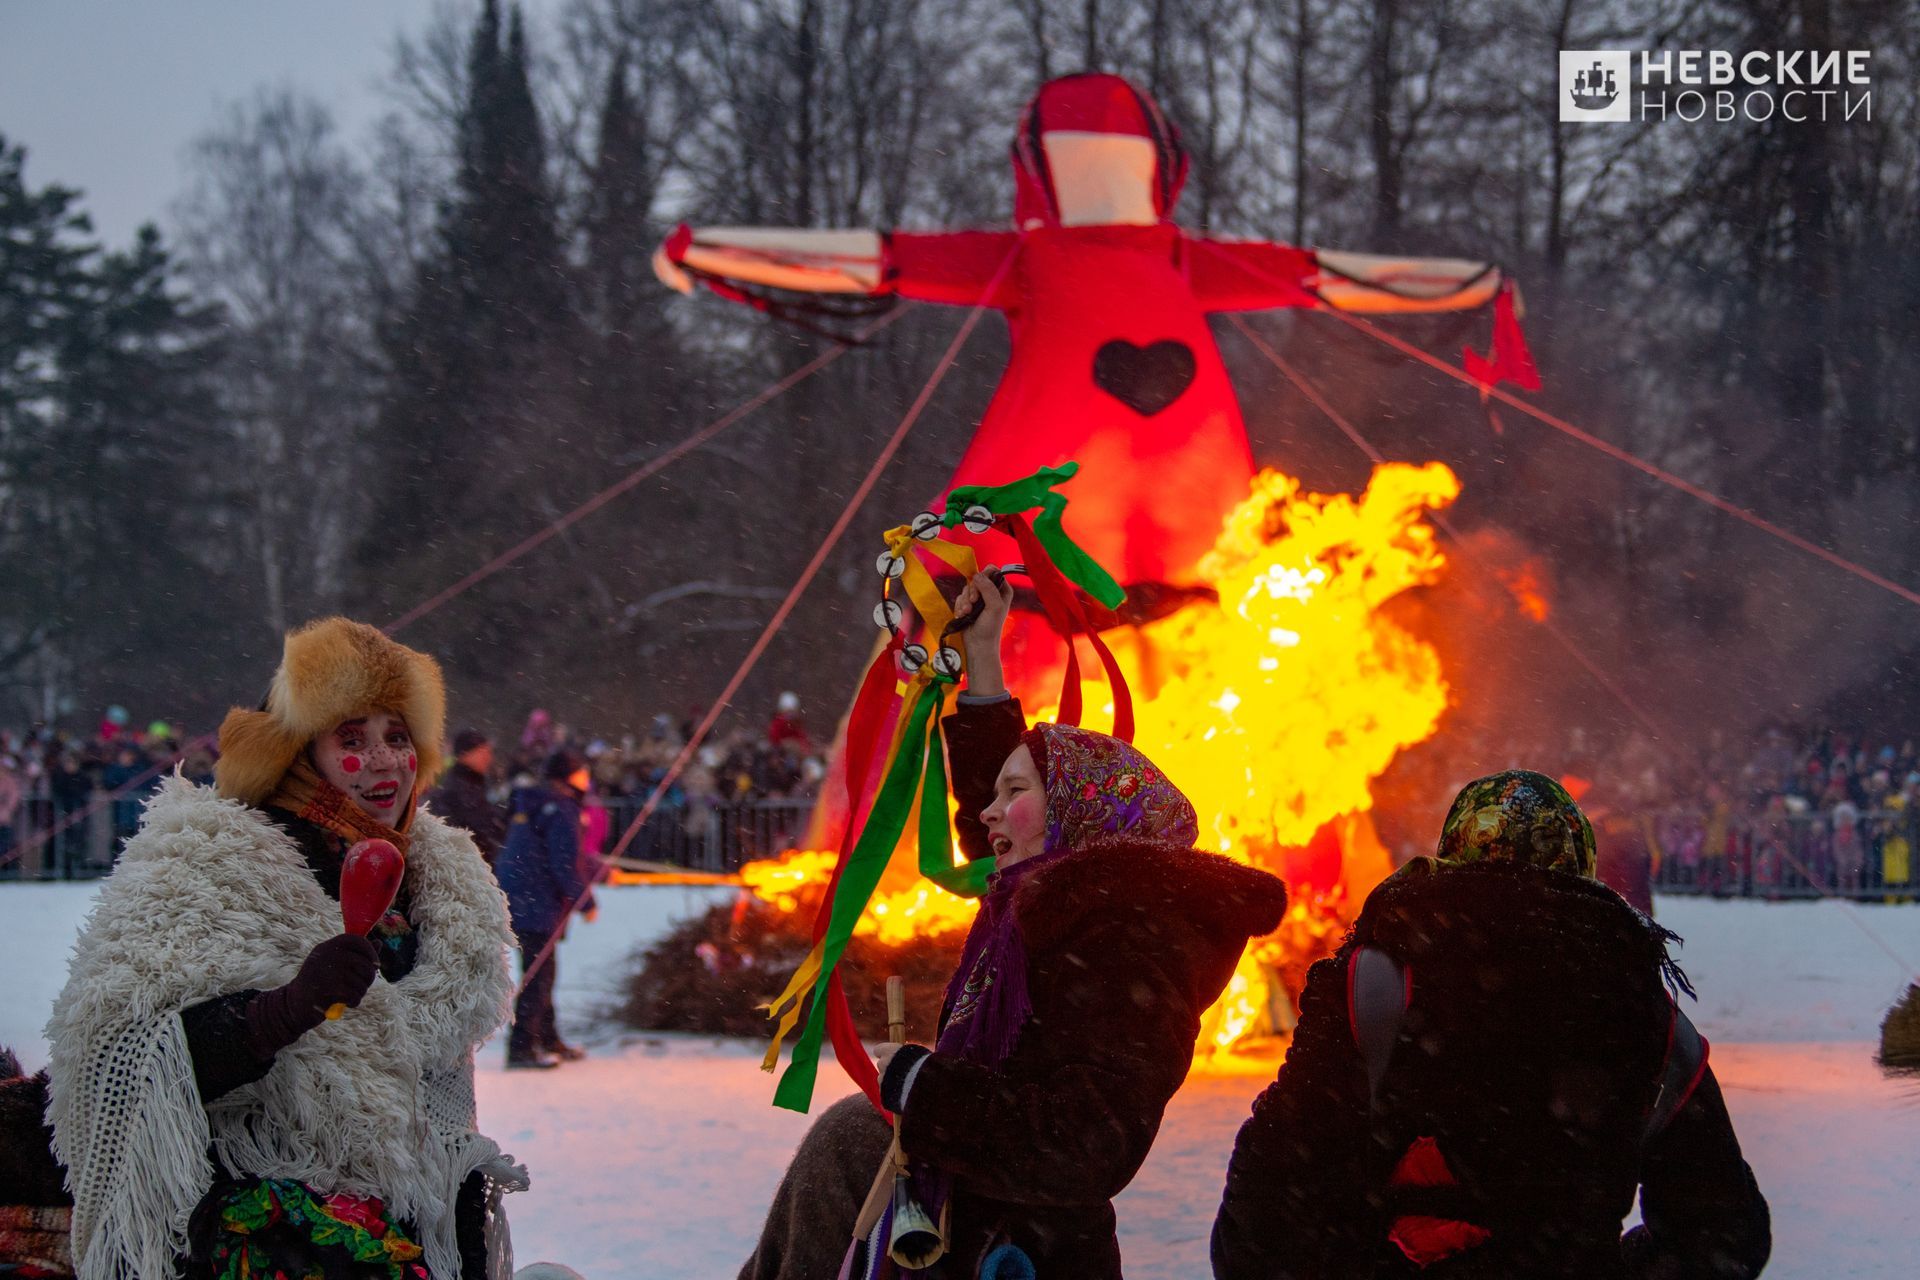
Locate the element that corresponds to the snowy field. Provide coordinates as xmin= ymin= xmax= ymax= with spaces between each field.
xmin=5 ymin=882 xmax=1918 ymax=1278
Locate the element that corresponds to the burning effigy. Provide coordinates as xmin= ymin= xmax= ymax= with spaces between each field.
xmin=623 ymin=458 xmax=1459 ymax=1068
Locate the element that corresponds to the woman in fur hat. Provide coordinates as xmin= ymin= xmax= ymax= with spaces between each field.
xmin=45 ymin=618 xmax=522 ymax=1280
xmin=740 ymin=573 xmax=1288 ymax=1280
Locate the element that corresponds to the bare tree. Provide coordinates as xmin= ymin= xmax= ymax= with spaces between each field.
xmin=175 ymin=90 xmax=385 ymax=633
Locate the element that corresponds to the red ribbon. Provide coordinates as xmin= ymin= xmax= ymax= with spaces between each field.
xmin=1005 ymin=515 xmax=1134 ymax=742
xmin=818 ymin=638 xmax=909 ymax=1114
xmin=1463 ymin=283 xmax=1541 ymax=393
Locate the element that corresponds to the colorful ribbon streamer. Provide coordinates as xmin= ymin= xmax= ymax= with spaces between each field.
xmin=764 ymin=463 xmax=1133 ymax=1113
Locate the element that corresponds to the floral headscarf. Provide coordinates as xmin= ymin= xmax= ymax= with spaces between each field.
xmin=1436 ymin=769 xmax=1595 ymax=877
xmin=1024 ymin=722 xmax=1199 ymax=854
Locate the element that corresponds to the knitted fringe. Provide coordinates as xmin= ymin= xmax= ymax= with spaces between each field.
xmin=54 ymin=1016 xmax=210 ymax=1280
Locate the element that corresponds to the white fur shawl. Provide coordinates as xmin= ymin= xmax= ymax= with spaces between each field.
xmin=44 ymin=775 xmax=519 ymax=1280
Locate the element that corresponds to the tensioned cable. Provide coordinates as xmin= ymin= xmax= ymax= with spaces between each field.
xmin=1191 ymin=237 xmax=1920 ymax=610
xmin=1318 ymin=303 xmax=1920 ymax=610
xmin=384 ymin=306 xmax=910 ymax=633
xmin=514 ymin=247 xmax=1019 ymax=995
xmin=1232 ymin=312 xmax=1919 ymax=985
xmin=1227 ymin=313 xmax=1673 ymax=745
xmin=10 ymin=308 xmax=910 ymax=867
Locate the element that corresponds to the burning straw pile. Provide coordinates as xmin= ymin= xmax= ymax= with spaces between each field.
xmin=616 ymin=874 xmax=967 ymax=1040
xmin=1881 ymin=983 xmax=1920 ymax=1070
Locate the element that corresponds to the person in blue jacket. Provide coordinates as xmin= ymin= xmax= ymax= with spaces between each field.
xmin=495 ymin=747 xmax=597 ymax=1069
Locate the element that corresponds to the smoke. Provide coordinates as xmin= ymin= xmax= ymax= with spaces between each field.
xmin=1224 ymin=307 xmax=1920 ymax=856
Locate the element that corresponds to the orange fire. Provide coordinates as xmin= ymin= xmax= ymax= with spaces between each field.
xmin=739 ymin=850 xmax=976 ymax=948
xmin=1494 ymin=560 xmax=1551 ymax=623
xmin=743 ymin=461 xmax=1460 ymax=1063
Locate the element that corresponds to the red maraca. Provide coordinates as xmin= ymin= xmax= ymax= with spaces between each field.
xmin=324 ymin=838 xmax=406 ymax=1020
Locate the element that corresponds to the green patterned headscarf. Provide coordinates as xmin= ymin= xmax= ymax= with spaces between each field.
xmin=1436 ymin=770 xmax=1596 ymax=877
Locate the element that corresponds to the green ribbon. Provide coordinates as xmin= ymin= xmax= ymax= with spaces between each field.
xmin=773 ymin=678 xmax=945 ymax=1112
xmin=945 ymin=462 xmax=1126 ymax=609
xmin=918 ymin=694 xmax=998 ymax=897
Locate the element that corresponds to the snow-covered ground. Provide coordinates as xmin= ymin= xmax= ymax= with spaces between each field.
xmin=6 ymin=883 xmax=1917 ymax=1277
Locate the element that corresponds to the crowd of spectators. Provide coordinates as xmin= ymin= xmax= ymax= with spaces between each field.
xmin=7 ymin=698 xmax=1917 ymax=898
xmin=505 ymin=692 xmax=825 ymax=806
xmin=0 ymin=708 xmax=213 ymax=877
xmin=0 ymin=695 xmax=829 ymax=878
xmin=1616 ymin=726 xmax=1920 ymax=899
xmin=486 ymin=695 xmax=830 ymax=868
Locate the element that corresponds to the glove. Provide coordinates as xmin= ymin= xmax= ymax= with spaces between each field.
xmin=245 ymin=934 xmax=379 ymax=1058
xmin=880 ymin=1045 xmax=933 ymax=1113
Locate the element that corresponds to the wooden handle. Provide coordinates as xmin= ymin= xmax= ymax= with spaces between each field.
xmin=851 ymin=975 xmax=911 ymax=1243
xmin=852 ymin=1133 xmax=900 ymax=1242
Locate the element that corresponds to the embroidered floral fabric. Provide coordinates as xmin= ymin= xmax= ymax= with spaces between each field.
xmin=1025 ymin=723 xmax=1199 ymax=853
xmin=368 ymin=909 xmax=415 ymax=960
xmin=1435 ymin=769 xmax=1595 ymax=877
xmin=203 ymin=1179 xmax=427 ymax=1280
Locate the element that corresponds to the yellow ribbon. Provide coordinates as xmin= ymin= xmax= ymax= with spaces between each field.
xmin=759 ymin=532 xmax=983 ymax=1073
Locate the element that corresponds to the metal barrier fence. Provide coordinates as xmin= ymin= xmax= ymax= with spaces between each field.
xmin=0 ymin=785 xmax=149 ymax=880
xmin=597 ymin=795 xmax=814 ymax=873
xmin=5 ymin=786 xmax=1914 ymax=900
xmin=0 ymin=785 xmax=815 ymax=881
xmin=1648 ymin=808 xmax=1918 ymax=900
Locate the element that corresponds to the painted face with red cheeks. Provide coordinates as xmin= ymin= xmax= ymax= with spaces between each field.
xmin=980 ymin=743 xmax=1048 ymax=868
xmin=312 ymin=710 xmax=418 ymax=822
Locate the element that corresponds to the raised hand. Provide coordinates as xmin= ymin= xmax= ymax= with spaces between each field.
xmin=951 ymin=568 xmax=1016 ymax=698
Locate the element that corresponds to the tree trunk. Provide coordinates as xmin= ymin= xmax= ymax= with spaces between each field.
xmin=1367 ymin=0 xmax=1403 ymax=243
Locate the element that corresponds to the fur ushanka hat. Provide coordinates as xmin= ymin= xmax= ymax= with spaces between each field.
xmin=215 ymin=617 xmax=447 ymax=806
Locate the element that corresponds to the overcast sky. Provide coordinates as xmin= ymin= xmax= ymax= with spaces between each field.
xmin=0 ymin=1 xmax=555 ymax=248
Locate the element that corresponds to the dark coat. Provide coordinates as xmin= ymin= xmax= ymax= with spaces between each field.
xmin=1596 ymin=817 xmax=1658 ymax=916
xmin=427 ymin=763 xmax=507 ymax=862
xmin=737 ymin=696 xmax=1287 ymax=1280
xmin=895 ymin=697 xmax=1288 ymax=1278
xmin=0 ymin=1061 xmax=70 ymax=1279
xmin=0 ymin=1056 xmax=67 ymax=1208
xmin=902 ymin=833 xmax=1288 ymax=1277
xmin=494 ymin=786 xmax=589 ymax=937
xmin=1212 ymin=858 xmax=1770 ymax=1280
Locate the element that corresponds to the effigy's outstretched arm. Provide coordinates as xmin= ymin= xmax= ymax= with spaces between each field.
xmin=653 ymin=225 xmax=1019 ymax=308
xmin=1191 ymin=236 xmax=1536 ymax=389
xmin=1305 ymin=248 xmax=1505 ymax=313
xmin=653 ymin=225 xmax=888 ymax=296
xmin=1189 ymin=237 xmax=1505 ymax=314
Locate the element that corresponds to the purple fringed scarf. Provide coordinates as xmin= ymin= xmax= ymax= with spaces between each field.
xmin=933 ymin=846 xmax=1060 ymax=1064
xmin=874 ymin=725 xmax=1197 ymax=1274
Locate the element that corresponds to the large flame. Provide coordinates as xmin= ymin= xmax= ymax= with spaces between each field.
xmin=744 ymin=461 xmax=1461 ymax=1062
xmin=739 ymin=850 xmax=976 ymax=948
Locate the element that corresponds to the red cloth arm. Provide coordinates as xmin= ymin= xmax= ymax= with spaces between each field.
xmin=1186 ymin=237 xmax=1322 ymax=313
xmin=887 ymin=230 xmax=1021 ymax=306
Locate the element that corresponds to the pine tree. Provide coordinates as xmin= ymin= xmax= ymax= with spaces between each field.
xmin=584 ymin=55 xmax=654 ymax=346
xmin=582 ymin=54 xmax=679 ymax=452
xmin=366 ymin=0 xmax=582 ymax=680
xmin=0 ymin=136 xmax=234 ymax=716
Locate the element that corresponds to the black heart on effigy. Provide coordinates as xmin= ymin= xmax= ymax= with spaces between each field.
xmin=1092 ymin=339 xmax=1197 ymax=416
